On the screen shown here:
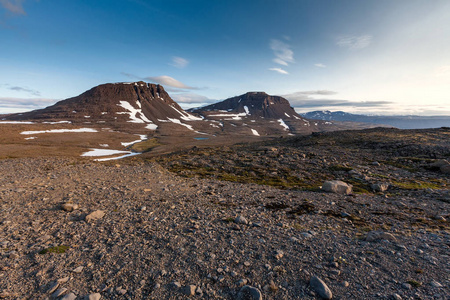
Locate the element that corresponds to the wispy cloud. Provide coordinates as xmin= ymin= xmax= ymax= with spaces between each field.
xmin=9 ymin=86 xmax=41 ymax=96
xmin=145 ymin=75 xmax=196 ymax=89
xmin=269 ymin=67 xmax=289 ymax=75
xmin=121 ymin=72 xmax=199 ymax=90
xmin=314 ymin=63 xmax=326 ymax=68
xmin=336 ymin=35 xmax=373 ymax=50
xmin=270 ymin=39 xmax=294 ymax=66
xmin=0 ymin=0 xmax=26 ymax=15
xmin=170 ymin=56 xmax=189 ymax=68
xmin=171 ymin=92 xmax=216 ymax=104
xmin=1 ymin=84 xmax=41 ymax=96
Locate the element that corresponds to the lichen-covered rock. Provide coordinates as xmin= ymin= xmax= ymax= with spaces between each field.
xmin=322 ymin=180 xmax=352 ymax=194
xmin=371 ymin=183 xmax=390 ymax=192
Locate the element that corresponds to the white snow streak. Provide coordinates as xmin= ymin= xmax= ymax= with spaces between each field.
xmin=117 ymin=101 xmax=153 ymax=124
xmin=121 ymin=134 xmax=147 ymax=147
xmin=168 ymin=118 xmax=194 ymax=130
xmin=21 ymin=128 xmax=98 ymax=135
xmin=251 ymin=129 xmax=260 ymax=136
xmin=278 ymin=119 xmax=289 ymax=130
xmin=0 ymin=121 xmax=35 ymax=124
xmin=81 ymin=149 xmax=132 ymax=157
xmin=94 ymin=152 xmax=141 ymax=161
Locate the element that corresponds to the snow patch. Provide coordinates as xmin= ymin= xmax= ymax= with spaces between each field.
xmin=284 ymin=113 xmax=290 ymax=117
xmin=81 ymin=149 xmax=131 ymax=157
xmin=43 ymin=121 xmax=72 ymax=124
xmin=278 ymin=119 xmax=289 ymax=131
xmin=25 ymin=137 xmax=36 ymax=140
xmin=146 ymin=123 xmax=158 ymax=130
xmin=21 ymin=128 xmax=98 ymax=135
xmin=244 ymin=106 xmax=250 ymax=115
xmin=170 ymin=105 xmax=203 ymax=121
xmin=94 ymin=152 xmax=141 ymax=161
xmin=167 ymin=118 xmax=194 ymax=130
xmin=0 ymin=121 xmax=35 ymax=124
xmin=117 ymin=101 xmax=153 ymax=124
xmin=209 ymin=112 xmax=247 ymax=120
xmin=251 ymin=129 xmax=260 ymax=136
xmin=121 ymin=134 xmax=147 ymax=147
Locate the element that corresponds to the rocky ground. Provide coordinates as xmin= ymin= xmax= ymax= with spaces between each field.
xmin=0 ymin=128 xmax=449 ymax=299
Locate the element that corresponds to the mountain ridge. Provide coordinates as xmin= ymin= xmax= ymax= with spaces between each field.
xmin=301 ymin=110 xmax=450 ymax=129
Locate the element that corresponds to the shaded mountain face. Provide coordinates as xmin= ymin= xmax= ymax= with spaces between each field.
xmin=189 ymin=92 xmax=328 ymax=136
xmin=193 ymin=92 xmax=304 ymax=120
xmin=5 ymin=82 xmax=199 ymax=128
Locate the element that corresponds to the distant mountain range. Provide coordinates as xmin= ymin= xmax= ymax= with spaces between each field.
xmin=301 ymin=110 xmax=450 ymax=129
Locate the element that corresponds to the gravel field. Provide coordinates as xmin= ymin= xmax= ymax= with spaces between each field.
xmin=0 ymin=128 xmax=449 ymax=299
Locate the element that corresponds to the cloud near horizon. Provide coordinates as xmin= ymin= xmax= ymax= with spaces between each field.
xmin=314 ymin=63 xmax=326 ymax=68
xmin=281 ymin=90 xmax=392 ymax=110
xmin=171 ymin=92 xmax=216 ymax=104
xmin=336 ymin=35 xmax=372 ymax=50
xmin=0 ymin=0 xmax=26 ymax=15
xmin=0 ymin=97 xmax=57 ymax=114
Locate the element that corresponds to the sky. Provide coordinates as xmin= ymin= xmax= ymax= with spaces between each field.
xmin=1 ymin=0 xmax=450 ymax=116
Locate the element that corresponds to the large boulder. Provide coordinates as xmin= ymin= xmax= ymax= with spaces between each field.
xmin=322 ymin=180 xmax=352 ymax=195
xmin=310 ymin=276 xmax=332 ymax=299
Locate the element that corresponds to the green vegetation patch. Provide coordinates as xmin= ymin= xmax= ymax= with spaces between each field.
xmin=392 ymin=180 xmax=442 ymax=190
xmin=39 ymin=245 xmax=69 ymax=254
xmin=131 ymin=138 xmax=161 ymax=152
xmin=407 ymin=280 xmax=422 ymax=288
xmin=329 ymin=164 xmax=353 ymax=172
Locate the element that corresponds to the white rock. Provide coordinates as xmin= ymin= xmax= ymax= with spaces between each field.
xmin=235 ymin=215 xmax=248 ymax=225
xmin=322 ymin=180 xmax=352 ymax=195
xmin=61 ymin=292 xmax=77 ymax=300
xmin=85 ymin=210 xmax=105 ymax=222
xmin=87 ymin=293 xmax=101 ymax=300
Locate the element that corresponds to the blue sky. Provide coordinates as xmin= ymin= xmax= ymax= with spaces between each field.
xmin=1 ymin=0 xmax=449 ymax=115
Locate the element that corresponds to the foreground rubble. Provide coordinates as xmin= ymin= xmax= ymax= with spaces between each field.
xmin=1 ymin=128 xmax=449 ymax=299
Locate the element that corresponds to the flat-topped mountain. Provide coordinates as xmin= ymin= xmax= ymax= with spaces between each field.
xmin=193 ymin=91 xmax=305 ymax=120
xmin=5 ymin=82 xmax=201 ymax=130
